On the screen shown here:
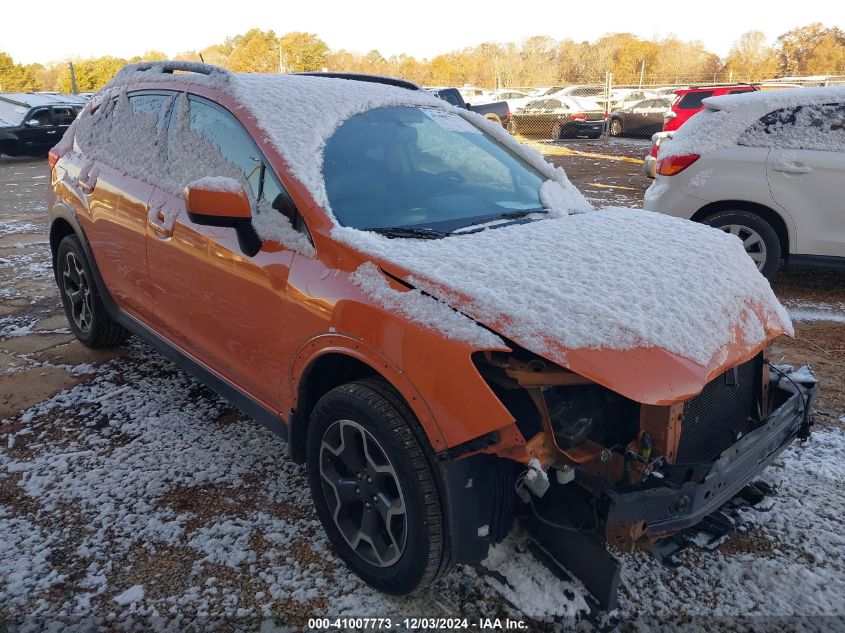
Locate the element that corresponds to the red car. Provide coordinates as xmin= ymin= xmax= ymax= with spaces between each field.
xmin=644 ymin=84 xmax=758 ymax=176
xmin=663 ymin=84 xmax=758 ymax=132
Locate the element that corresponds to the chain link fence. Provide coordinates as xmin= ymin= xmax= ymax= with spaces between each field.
xmin=464 ymin=73 xmax=845 ymax=142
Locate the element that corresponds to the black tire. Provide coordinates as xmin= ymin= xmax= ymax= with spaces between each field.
xmin=306 ymin=378 xmax=449 ymax=594
xmin=56 ymin=235 xmax=130 ymax=347
xmin=609 ymin=118 xmax=623 ymax=136
xmin=703 ymin=210 xmax=782 ymax=279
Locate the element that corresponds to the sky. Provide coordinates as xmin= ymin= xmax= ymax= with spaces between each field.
xmin=3 ymin=0 xmax=843 ymax=65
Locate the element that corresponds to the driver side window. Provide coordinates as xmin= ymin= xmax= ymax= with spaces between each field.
xmin=29 ymin=108 xmax=51 ymax=126
xmin=169 ymin=96 xmax=303 ymax=223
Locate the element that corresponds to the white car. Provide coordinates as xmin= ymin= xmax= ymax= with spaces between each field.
xmin=487 ymin=89 xmax=534 ymax=113
xmin=644 ymin=87 xmax=845 ymax=278
xmin=605 ymin=89 xmax=658 ymax=111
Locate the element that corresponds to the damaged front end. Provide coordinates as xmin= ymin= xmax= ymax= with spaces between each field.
xmin=447 ymin=349 xmax=818 ymax=610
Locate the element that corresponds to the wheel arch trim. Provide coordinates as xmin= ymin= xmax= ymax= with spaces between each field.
xmin=288 ymin=335 xmax=447 ymax=463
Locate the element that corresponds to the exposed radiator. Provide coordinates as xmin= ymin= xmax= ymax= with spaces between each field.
xmin=676 ymin=354 xmax=762 ymax=464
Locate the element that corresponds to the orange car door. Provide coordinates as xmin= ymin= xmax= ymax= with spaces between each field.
xmin=146 ymin=95 xmax=311 ymax=412
xmin=64 ymin=92 xmax=174 ymax=323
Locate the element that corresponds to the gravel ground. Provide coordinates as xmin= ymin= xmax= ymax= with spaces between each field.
xmin=1 ymin=146 xmax=844 ymax=630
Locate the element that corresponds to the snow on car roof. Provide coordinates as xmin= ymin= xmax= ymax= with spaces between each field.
xmin=101 ymin=62 xmax=591 ymax=218
xmin=660 ymin=86 xmax=845 ymax=159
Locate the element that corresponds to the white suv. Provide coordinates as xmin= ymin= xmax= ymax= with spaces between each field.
xmin=643 ymin=87 xmax=845 ymax=279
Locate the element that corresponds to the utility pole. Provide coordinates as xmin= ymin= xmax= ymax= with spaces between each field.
xmin=68 ymin=61 xmax=78 ymax=95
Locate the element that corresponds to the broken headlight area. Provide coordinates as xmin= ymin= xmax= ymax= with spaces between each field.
xmin=469 ymin=350 xmax=818 ymax=610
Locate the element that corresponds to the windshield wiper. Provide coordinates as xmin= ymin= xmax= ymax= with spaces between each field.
xmin=366 ymin=226 xmax=451 ymax=239
xmin=458 ymin=208 xmax=549 ymax=230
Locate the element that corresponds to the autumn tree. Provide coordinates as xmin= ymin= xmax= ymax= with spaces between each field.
xmin=0 ymin=52 xmax=38 ymax=92
xmin=279 ymin=32 xmax=329 ymax=72
xmin=725 ymin=31 xmax=779 ymax=81
xmin=225 ymin=29 xmax=279 ymax=73
xmin=777 ymin=23 xmax=845 ymax=75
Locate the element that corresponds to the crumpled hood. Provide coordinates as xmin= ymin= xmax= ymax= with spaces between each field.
xmin=335 ymin=208 xmax=792 ymax=405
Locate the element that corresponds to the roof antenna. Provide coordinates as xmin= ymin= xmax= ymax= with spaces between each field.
xmin=199 ymin=53 xmax=205 ymax=63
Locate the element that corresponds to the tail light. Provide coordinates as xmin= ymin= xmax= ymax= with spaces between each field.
xmin=656 ymin=154 xmax=700 ymax=176
xmin=571 ymin=113 xmax=587 ymax=121
xmin=48 ymin=148 xmax=60 ymax=170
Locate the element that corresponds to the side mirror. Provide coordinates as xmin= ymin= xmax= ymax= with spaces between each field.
xmin=184 ymin=177 xmax=261 ymax=256
xmin=25 ymin=119 xmax=43 ymax=127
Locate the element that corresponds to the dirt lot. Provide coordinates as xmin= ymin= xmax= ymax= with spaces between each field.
xmin=1 ymin=146 xmax=844 ymax=629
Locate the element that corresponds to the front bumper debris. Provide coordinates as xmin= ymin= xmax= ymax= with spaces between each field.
xmin=529 ymin=367 xmax=817 ymax=612
xmin=603 ymin=374 xmax=817 ymax=534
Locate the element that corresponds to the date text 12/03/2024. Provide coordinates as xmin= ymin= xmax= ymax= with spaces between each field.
xmin=307 ymin=618 xmax=529 ymax=630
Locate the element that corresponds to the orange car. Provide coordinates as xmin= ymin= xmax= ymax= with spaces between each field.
xmin=48 ymin=62 xmax=817 ymax=607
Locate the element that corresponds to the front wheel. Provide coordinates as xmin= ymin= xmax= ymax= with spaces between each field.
xmin=703 ymin=210 xmax=781 ymax=279
xmin=306 ymin=379 xmax=449 ymax=594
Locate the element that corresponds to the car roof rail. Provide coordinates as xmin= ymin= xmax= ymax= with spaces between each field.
xmin=687 ymin=83 xmax=756 ymax=90
xmin=109 ymin=60 xmax=234 ymax=87
xmin=295 ymin=72 xmax=420 ymax=91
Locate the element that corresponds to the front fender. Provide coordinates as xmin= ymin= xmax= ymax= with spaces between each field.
xmin=289 ymin=333 xmax=448 ymax=451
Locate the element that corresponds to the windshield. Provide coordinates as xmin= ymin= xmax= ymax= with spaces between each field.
xmin=323 ymin=106 xmax=545 ymax=233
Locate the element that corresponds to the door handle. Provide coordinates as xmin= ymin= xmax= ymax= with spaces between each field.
xmin=46 ymin=130 xmax=57 ymax=134
xmin=148 ymin=208 xmax=174 ymax=239
xmin=773 ymin=162 xmax=812 ymax=174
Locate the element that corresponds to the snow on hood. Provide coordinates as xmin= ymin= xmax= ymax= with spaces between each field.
xmin=335 ymin=208 xmax=792 ymax=400
xmin=660 ymin=86 xmax=845 ymax=159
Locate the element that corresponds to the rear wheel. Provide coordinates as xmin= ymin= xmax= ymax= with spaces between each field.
xmin=703 ymin=210 xmax=781 ymax=279
xmin=609 ymin=118 xmax=623 ymax=136
xmin=57 ymin=235 xmax=130 ymax=347
xmin=306 ymin=379 xmax=449 ymax=594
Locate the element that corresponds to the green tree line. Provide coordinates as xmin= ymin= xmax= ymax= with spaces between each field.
xmin=1 ymin=23 xmax=843 ymax=94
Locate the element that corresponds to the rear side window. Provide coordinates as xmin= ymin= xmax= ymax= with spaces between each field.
xmin=129 ymin=94 xmax=172 ymax=133
xmin=677 ymin=91 xmax=713 ymax=110
xmin=52 ymin=106 xmax=77 ymax=126
xmin=72 ymin=90 xmax=173 ymax=173
xmin=739 ymin=103 xmax=845 ymax=152
xmin=728 ymin=89 xmax=753 ymax=95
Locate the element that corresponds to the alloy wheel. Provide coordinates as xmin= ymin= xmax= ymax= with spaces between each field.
xmin=319 ymin=419 xmax=407 ymax=567
xmin=720 ymin=224 xmax=767 ymax=272
xmin=62 ymin=251 xmax=93 ymax=334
